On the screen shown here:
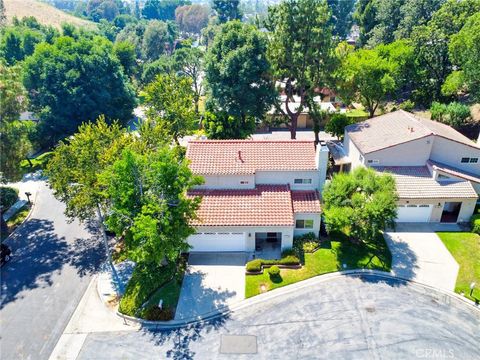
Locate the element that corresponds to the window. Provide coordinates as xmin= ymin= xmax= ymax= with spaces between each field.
xmin=398 ymin=205 xmax=405 ymax=207
xmin=407 ymin=205 xmax=417 ymax=208
xmin=240 ymin=180 xmax=249 ymax=184
xmin=461 ymin=157 xmax=470 ymax=163
xmin=296 ymin=219 xmax=314 ymax=229
xmin=470 ymin=158 xmax=478 ymax=163
xmin=437 ymin=174 xmax=450 ymax=180
xmin=367 ymin=159 xmax=380 ymax=164
xmin=294 ymin=178 xmax=312 ymax=184
xmin=419 ymin=205 xmax=430 ymax=208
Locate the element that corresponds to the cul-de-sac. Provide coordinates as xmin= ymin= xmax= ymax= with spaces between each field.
xmin=1 ymin=0 xmax=479 ymax=359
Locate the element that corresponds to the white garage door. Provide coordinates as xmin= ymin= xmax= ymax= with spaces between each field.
xmin=396 ymin=205 xmax=432 ymax=223
xmin=188 ymin=232 xmax=246 ymax=252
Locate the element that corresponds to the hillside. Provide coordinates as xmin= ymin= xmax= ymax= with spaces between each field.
xmin=4 ymin=0 xmax=96 ymax=29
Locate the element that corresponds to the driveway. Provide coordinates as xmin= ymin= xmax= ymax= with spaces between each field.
xmin=175 ymin=253 xmax=246 ymax=321
xmin=384 ymin=223 xmax=460 ymax=291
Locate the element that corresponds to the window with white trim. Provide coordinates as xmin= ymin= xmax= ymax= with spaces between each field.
xmin=240 ymin=180 xmax=249 ymax=184
xmin=470 ymin=158 xmax=478 ymax=163
xmin=367 ymin=159 xmax=380 ymax=164
xmin=296 ymin=219 xmax=314 ymax=229
xmin=294 ymin=178 xmax=312 ymax=184
xmin=419 ymin=205 xmax=430 ymax=208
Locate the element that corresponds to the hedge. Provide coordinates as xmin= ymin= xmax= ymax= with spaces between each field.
xmin=472 ymin=214 xmax=480 ymax=235
xmin=246 ymin=255 xmax=300 ymax=273
xmin=0 ymin=187 xmax=19 ymax=209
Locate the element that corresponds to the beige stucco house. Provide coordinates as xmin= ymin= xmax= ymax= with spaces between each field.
xmin=185 ymin=140 xmax=329 ymax=253
xmin=342 ymin=110 xmax=479 ymax=223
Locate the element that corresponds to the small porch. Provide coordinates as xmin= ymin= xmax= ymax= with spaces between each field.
xmin=254 ymin=232 xmax=282 ymax=260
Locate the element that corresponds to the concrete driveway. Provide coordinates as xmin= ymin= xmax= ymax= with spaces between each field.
xmin=384 ymin=223 xmax=460 ymax=291
xmin=175 ymin=253 xmax=246 ymax=321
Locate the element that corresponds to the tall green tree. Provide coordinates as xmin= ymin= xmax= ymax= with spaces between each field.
xmin=212 ymin=0 xmax=242 ymax=23
xmin=323 ymin=167 xmax=398 ymax=244
xmin=205 ymin=21 xmax=275 ymax=127
xmin=144 ymin=73 xmax=197 ymax=144
xmin=142 ymin=20 xmax=177 ymax=60
xmin=113 ymin=40 xmax=137 ymax=77
xmin=175 ymin=4 xmax=209 ymax=34
xmin=102 ymin=147 xmax=202 ymax=265
xmin=46 ymin=118 xmax=131 ymax=292
xmin=173 ymin=47 xmax=204 ymax=114
xmin=23 ymin=35 xmax=136 ymax=146
xmin=327 ymin=0 xmax=355 ymax=39
xmin=203 ymin=110 xmax=255 ymax=139
xmin=449 ymin=13 xmax=480 ymax=101
xmin=267 ymin=0 xmax=334 ymax=139
xmin=336 ymin=47 xmax=396 ymax=118
xmin=142 ymin=0 xmax=190 ymax=21
xmin=324 ymin=113 xmax=355 ymax=140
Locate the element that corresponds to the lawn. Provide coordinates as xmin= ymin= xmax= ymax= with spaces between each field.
xmin=20 ymin=151 xmax=53 ymax=173
xmin=245 ymin=232 xmax=391 ymax=298
xmin=437 ymin=232 xmax=480 ymax=302
xmin=1 ymin=204 xmax=31 ymax=241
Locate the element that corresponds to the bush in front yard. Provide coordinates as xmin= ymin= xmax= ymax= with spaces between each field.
xmin=246 ymin=259 xmax=262 ymax=272
xmin=268 ymin=265 xmax=280 ymax=277
xmin=472 ymin=214 xmax=480 ymax=234
xmin=0 ymin=187 xmax=19 ymax=209
xmin=278 ymin=255 xmax=300 ymax=265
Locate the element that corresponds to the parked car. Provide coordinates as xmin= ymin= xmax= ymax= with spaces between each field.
xmin=1 ymin=243 xmax=12 ymax=265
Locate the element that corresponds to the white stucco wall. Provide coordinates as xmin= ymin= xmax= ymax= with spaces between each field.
xmin=397 ymin=198 xmax=477 ymax=223
xmin=293 ymin=213 xmax=321 ymax=237
xmin=344 ymin=134 xmax=364 ymax=169
xmin=363 ymin=136 xmax=434 ymax=166
xmin=255 ymin=170 xmax=320 ymax=190
xmin=192 ymin=225 xmax=294 ymax=251
xmin=195 ymin=174 xmax=255 ymax=189
xmin=430 ymin=137 xmax=480 ymax=174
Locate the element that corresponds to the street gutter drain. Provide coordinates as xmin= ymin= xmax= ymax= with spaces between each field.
xmin=220 ymin=335 xmax=258 ymax=354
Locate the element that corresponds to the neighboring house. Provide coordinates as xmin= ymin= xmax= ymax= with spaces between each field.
xmin=185 ymin=140 xmax=329 ymax=253
xmin=341 ymin=110 xmax=479 ymax=223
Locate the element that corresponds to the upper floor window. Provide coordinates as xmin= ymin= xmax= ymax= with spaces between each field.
xmin=461 ymin=157 xmax=478 ymax=163
xmin=437 ymin=174 xmax=450 ymax=180
xmin=240 ymin=180 xmax=249 ymax=184
xmin=296 ymin=219 xmax=314 ymax=229
xmin=294 ymin=178 xmax=312 ymax=184
xmin=367 ymin=159 xmax=380 ymax=164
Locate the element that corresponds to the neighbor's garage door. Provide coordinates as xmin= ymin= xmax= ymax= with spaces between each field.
xmin=188 ymin=232 xmax=246 ymax=252
xmin=396 ymin=205 xmax=432 ymax=222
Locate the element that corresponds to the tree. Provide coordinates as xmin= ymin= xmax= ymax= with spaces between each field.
xmin=430 ymin=101 xmax=471 ymax=127
xmin=203 ymin=111 xmax=255 ymax=139
xmin=205 ymin=21 xmax=275 ymax=125
xmin=212 ymin=0 xmax=242 ymax=23
xmin=394 ymin=0 xmax=444 ymax=40
xmin=336 ymin=48 xmax=396 ymax=118
xmin=141 ymin=55 xmax=174 ymax=85
xmin=267 ymin=0 xmax=334 ymax=139
xmin=324 ymin=113 xmax=355 ymax=140
xmin=46 ymin=118 xmax=131 ymax=292
xmin=142 ymin=20 xmax=177 ymax=60
xmin=23 ymin=35 xmax=136 ymax=146
xmin=172 ymin=47 xmax=204 ymax=113
xmin=102 ymin=147 xmax=202 ymax=265
xmin=0 ymin=63 xmax=28 ymax=123
xmin=0 ymin=0 xmax=6 ymax=27
xmin=144 ymin=74 xmax=197 ymax=144
xmin=113 ymin=40 xmax=136 ymax=77
xmin=354 ymin=0 xmax=379 ymax=46
xmin=449 ymin=13 xmax=480 ymax=101
xmin=175 ymin=4 xmax=209 ymax=34
xmin=323 ymin=167 xmax=398 ymax=244
xmin=116 ymin=22 xmax=146 ymax=59
xmin=142 ymin=0 xmax=190 ymax=21
xmin=327 ymin=0 xmax=355 ymax=39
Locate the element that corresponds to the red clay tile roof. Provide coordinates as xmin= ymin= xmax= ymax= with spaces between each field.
xmin=188 ymin=185 xmax=295 ymax=226
xmin=186 ymin=140 xmax=317 ymax=175
xmin=291 ymin=191 xmax=322 ymax=213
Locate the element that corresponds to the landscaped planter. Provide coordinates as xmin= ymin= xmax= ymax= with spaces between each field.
xmin=246 ymin=263 xmax=303 ymax=275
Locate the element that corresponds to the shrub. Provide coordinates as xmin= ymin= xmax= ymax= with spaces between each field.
xmin=430 ymin=101 xmax=470 ymax=127
xmin=430 ymin=102 xmax=448 ymax=122
xmin=268 ymin=265 xmax=280 ymax=277
xmin=302 ymin=241 xmax=318 ymax=253
xmin=399 ymin=100 xmax=414 ymax=111
xmin=281 ymin=248 xmax=296 ymax=257
xmin=472 ymin=214 xmax=480 ymax=235
xmin=143 ymin=305 xmax=174 ymax=321
xmin=278 ymin=255 xmax=300 ymax=265
xmin=0 ymin=187 xmax=19 ymax=209
xmin=246 ymin=259 xmax=262 ymax=272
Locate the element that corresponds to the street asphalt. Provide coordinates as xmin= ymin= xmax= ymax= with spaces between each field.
xmin=76 ymin=274 xmax=480 ymax=360
xmin=0 ymin=181 xmax=104 ymax=360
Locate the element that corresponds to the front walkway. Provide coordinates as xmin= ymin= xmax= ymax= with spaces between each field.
xmin=384 ymin=223 xmax=460 ymax=291
xmin=175 ymin=253 xmax=246 ymax=321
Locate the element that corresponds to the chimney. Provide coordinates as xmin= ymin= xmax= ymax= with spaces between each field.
xmin=316 ymin=141 xmax=329 ymax=192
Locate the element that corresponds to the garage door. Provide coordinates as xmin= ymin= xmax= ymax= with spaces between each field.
xmin=396 ymin=205 xmax=432 ymax=222
xmin=188 ymin=232 xmax=246 ymax=252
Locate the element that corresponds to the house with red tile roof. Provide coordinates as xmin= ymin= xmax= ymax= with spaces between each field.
xmin=341 ymin=110 xmax=479 ymax=223
xmin=184 ymin=140 xmax=329 ymax=254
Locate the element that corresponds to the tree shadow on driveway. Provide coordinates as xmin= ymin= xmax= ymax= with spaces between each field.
xmin=382 ymin=232 xmax=418 ymax=282
xmin=0 ymin=218 xmax=104 ymax=309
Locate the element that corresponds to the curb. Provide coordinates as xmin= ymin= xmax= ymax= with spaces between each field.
xmin=3 ymin=185 xmax=39 ymax=242
xmin=115 ymin=269 xmax=480 ymax=330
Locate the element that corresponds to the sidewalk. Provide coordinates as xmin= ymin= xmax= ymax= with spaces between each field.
xmin=49 ymin=276 xmax=139 ymax=360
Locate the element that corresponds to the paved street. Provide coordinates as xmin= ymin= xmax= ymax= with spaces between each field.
xmin=0 ymin=181 xmax=104 ymax=360
xmin=76 ymin=274 xmax=480 ymax=360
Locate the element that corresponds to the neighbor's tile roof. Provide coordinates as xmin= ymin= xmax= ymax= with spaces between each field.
xmin=187 ymin=185 xmax=321 ymax=227
xmin=345 ymin=110 xmax=478 ymax=154
xmin=291 ymin=191 xmax=322 ymax=213
xmin=188 ymin=185 xmax=295 ymax=226
xmin=427 ymin=160 xmax=480 ymax=184
xmin=186 ymin=140 xmax=317 ymax=175
xmin=374 ymin=166 xmax=478 ymax=199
